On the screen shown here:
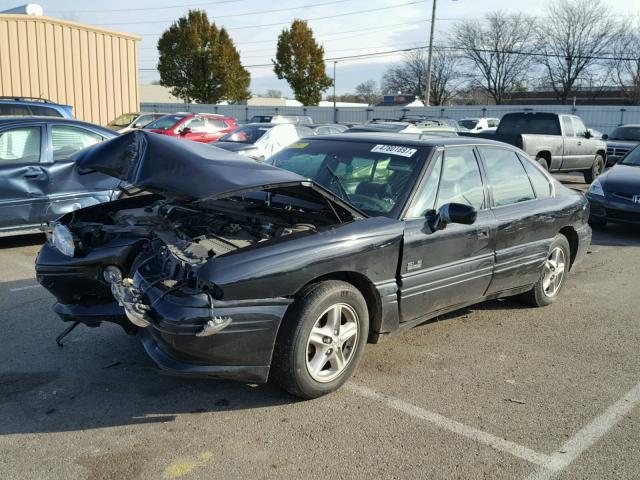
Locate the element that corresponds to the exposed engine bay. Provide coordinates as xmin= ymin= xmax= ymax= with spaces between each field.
xmin=67 ymin=194 xmax=343 ymax=264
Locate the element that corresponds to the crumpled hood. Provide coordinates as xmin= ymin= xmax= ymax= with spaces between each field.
xmin=600 ymin=164 xmax=640 ymax=194
xmin=72 ymin=130 xmax=364 ymax=216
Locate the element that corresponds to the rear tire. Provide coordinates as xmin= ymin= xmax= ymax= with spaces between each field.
xmin=583 ymin=154 xmax=604 ymax=184
xmin=519 ymin=235 xmax=571 ymax=307
xmin=270 ymin=280 xmax=369 ymax=399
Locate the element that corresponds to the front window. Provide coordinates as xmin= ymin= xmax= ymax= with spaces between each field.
xmin=459 ymin=119 xmax=479 ymax=129
xmin=620 ymin=146 xmax=640 ymax=166
xmin=108 ymin=113 xmax=137 ymax=128
xmin=609 ymin=126 xmax=640 ymax=141
xmin=270 ymin=140 xmax=430 ymax=217
xmin=51 ymin=126 xmax=103 ymax=162
xmin=220 ymin=125 xmax=271 ymax=144
xmin=144 ymin=115 xmax=186 ymax=131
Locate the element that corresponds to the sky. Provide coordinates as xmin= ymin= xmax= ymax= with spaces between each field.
xmin=3 ymin=0 xmax=639 ymax=97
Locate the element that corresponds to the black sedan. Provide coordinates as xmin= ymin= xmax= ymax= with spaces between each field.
xmin=587 ymin=145 xmax=640 ymax=228
xmin=0 ymin=117 xmax=118 ymax=236
xmin=36 ymin=131 xmax=591 ymax=399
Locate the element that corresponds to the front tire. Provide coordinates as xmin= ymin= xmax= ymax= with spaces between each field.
xmin=271 ymin=280 xmax=369 ymax=399
xmin=583 ymin=154 xmax=604 ymax=184
xmin=519 ymin=235 xmax=571 ymax=307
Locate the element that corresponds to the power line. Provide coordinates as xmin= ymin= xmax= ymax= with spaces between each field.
xmin=48 ymin=0 xmax=249 ymax=14
xmin=135 ymin=0 xmax=428 ymax=35
xmin=94 ymin=0 xmax=362 ymax=26
xmin=138 ymin=18 xmax=429 ymax=50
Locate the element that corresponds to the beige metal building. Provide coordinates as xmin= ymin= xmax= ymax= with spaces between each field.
xmin=0 ymin=14 xmax=141 ymax=125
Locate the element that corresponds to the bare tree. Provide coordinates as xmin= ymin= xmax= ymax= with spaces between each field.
xmin=429 ymin=48 xmax=464 ymax=106
xmin=381 ymin=48 xmax=462 ymax=105
xmin=453 ymin=12 xmax=537 ymax=105
xmin=538 ymin=0 xmax=619 ymax=104
xmin=610 ymin=20 xmax=640 ymax=105
xmin=354 ymin=80 xmax=381 ymax=105
xmin=264 ymin=89 xmax=283 ymax=98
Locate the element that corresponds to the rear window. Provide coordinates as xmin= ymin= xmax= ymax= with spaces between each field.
xmin=498 ymin=113 xmax=561 ymax=136
xmin=0 ymin=104 xmax=31 ymax=116
xmin=270 ymin=139 xmax=430 ymax=217
xmin=29 ymin=105 xmax=63 ymax=117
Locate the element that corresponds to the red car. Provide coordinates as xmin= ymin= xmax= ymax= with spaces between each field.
xmin=144 ymin=113 xmax=237 ymax=143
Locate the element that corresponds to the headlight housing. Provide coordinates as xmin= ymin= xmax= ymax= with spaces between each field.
xmin=588 ymin=179 xmax=605 ymax=197
xmin=51 ymin=223 xmax=76 ymax=257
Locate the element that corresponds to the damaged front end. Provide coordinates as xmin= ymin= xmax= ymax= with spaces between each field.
xmin=37 ymin=183 xmax=355 ymax=381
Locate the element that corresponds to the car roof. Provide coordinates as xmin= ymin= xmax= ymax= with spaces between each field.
xmin=0 ymin=98 xmax=71 ymax=107
xmin=0 ymin=116 xmax=117 ymax=135
xmin=299 ymin=132 xmax=515 ymax=149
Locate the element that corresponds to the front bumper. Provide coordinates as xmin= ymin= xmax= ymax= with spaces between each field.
xmin=587 ymin=194 xmax=640 ymax=225
xmin=37 ymin=241 xmax=292 ymax=383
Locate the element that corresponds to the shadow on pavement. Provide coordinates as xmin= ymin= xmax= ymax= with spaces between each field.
xmin=0 ymin=233 xmax=45 ymax=249
xmin=0 ymin=277 xmax=297 ymax=436
xmin=591 ymin=223 xmax=640 ymax=247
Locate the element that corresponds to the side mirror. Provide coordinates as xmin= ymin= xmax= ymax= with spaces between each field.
xmin=132 ymin=122 xmax=143 ymax=129
xmin=428 ymin=203 xmax=477 ymax=231
xmin=602 ymin=133 xmax=608 ymax=140
xmin=179 ymin=127 xmax=192 ymax=135
xmin=584 ymin=130 xmax=592 ymax=139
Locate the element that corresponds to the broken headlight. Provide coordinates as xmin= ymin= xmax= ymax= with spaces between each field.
xmin=51 ymin=223 xmax=76 ymax=257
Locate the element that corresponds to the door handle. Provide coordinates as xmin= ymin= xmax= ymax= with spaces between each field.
xmin=23 ymin=172 xmax=43 ymax=179
xmin=476 ymin=230 xmax=489 ymax=238
xmin=577 ymin=141 xmax=582 ymax=146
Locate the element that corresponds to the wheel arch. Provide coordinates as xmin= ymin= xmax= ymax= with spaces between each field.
xmin=291 ymin=271 xmax=382 ymax=340
xmin=559 ymin=226 xmax=578 ymax=269
xmin=535 ymin=151 xmax=552 ymax=168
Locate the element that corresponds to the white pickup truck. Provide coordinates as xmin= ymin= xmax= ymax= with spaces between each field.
xmin=464 ymin=112 xmax=607 ymax=183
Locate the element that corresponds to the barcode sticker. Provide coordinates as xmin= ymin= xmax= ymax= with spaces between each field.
xmin=371 ymin=144 xmax=417 ymax=157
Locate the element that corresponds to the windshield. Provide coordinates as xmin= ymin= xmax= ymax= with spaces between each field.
xmin=220 ymin=124 xmax=271 ymax=143
xmin=269 ymin=139 xmax=430 ymax=217
xmin=459 ymin=120 xmax=479 ymax=129
xmin=249 ymin=115 xmax=272 ymax=123
xmin=620 ymin=146 xmax=640 ymax=166
xmin=108 ymin=113 xmax=137 ymax=127
xmin=609 ymin=126 xmax=640 ymax=141
xmin=144 ymin=114 xmax=186 ymax=131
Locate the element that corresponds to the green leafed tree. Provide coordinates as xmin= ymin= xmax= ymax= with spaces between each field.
xmin=272 ymin=20 xmax=333 ymax=106
xmin=157 ymin=10 xmax=250 ymax=104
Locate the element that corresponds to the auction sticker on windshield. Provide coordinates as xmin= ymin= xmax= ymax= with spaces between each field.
xmin=287 ymin=143 xmax=309 ymax=149
xmin=371 ymin=144 xmax=417 ymax=157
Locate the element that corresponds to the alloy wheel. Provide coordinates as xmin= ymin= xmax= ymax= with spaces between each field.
xmin=543 ymin=247 xmax=566 ymax=297
xmin=305 ymin=303 xmax=359 ymax=383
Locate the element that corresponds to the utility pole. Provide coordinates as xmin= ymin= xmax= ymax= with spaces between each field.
xmin=333 ymin=61 xmax=338 ymax=123
xmin=424 ymin=0 xmax=437 ymax=107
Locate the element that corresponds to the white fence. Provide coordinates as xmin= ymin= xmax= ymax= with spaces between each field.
xmin=140 ymin=103 xmax=640 ymax=134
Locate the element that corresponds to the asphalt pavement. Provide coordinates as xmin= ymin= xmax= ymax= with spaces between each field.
xmin=0 ymin=177 xmax=638 ymax=480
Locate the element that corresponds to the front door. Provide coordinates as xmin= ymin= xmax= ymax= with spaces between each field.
xmin=44 ymin=124 xmax=116 ymax=221
xmin=0 ymin=124 xmax=49 ymax=231
xmin=399 ymin=146 xmax=495 ymax=322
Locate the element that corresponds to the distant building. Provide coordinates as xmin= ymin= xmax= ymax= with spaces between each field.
xmin=140 ymin=85 xmax=185 ymax=104
xmin=376 ymin=95 xmax=425 ymax=107
xmin=507 ymin=87 xmax=634 ymax=106
xmin=0 ymin=9 xmax=141 ymax=125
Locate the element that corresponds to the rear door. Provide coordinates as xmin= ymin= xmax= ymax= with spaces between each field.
xmin=0 ymin=123 xmax=49 ymax=230
xmin=43 ymin=124 xmax=117 ymax=221
xmin=477 ymin=146 xmax=557 ymax=294
xmin=399 ymin=146 xmax=495 ymax=322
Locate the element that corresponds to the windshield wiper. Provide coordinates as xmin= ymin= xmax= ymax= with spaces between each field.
xmin=325 ymin=166 xmax=350 ymax=201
